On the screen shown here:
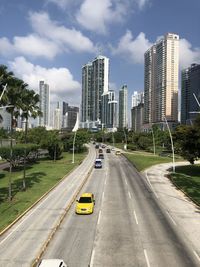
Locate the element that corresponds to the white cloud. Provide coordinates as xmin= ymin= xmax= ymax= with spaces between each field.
xmin=14 ymin=34 xmax=60 ymax=59
xmin=29 ymin=11 xmax=96 ymax=53
xmin=76 ymin=0 xmax=126 ymax=34
xmin=179 ymin=38 xmax=200 ymax=69
xmin=111 ymin=31 xmax=152 ymax=64
xmin=0 ymin=37 xmax=14 ymax=56
xmin=136 ymin=0 xmax=149 ymax=10
xmin=9 ymin=57 xmax=81 ymax=103
xmin=0 ymin=12 xmax=96 ymax=61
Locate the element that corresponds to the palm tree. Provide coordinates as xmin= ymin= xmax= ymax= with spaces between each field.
xmin=19 ymin=88 xmax=42 ymax=190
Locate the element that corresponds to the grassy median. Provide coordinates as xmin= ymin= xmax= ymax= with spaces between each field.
xmin=124 ymin=152 xmax=172 ymax=171
xmin=0 ymin=152 xmax=86 ymax=232
xmin=170 ymin=165 xmax=200 ymax=206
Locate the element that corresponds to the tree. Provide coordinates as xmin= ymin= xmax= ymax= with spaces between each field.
xmin=174 ymin=125 xmax=200 ymax=164
xmin=42 ymin=130 xmax=63 ymax=160
xmin=19 ymin=87 xmax=42 ymax=190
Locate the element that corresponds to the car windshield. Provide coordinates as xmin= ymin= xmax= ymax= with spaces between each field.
xmin=79 ymin=197 xmax=92 ymax=203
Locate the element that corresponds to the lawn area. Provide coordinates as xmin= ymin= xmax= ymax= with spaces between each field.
xmin=170 ymin=165 xmax=200 ymax=206
xmin=124 ymin=152 xmax=172 ymax=171
xmin=0 ymin=151 xmax=87 ymax=232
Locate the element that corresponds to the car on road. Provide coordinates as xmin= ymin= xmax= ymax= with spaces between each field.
xmin=98 ymin=153 xmax=104 ymax=159
xmin=94 ymin=158 xmax=102 ymax=168
xmin=75 ymin=193 xmax=95 ymax=214
xmin=37 ymin=259 xmax=67 ymax=267
xmin=115 ymin=150 xmax=121 ymax=155
xmin=98 ymin=148 xmax=103 ymax=153
xmin=106 ymin=148 xmax=111 ymax=153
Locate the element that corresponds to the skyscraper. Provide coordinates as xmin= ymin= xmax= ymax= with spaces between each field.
xmin=101 ymin=90 xmax=117 ymax=129
xmin=81 ymin=55 xmax=109 ymax=125
xmin=132 ymin=91 xmax=144 ymax=108
xmin=53 ymin=102 xmax=61 ymax=130
xmin=39 ymin=81 xmax=50 ymax=128
xmin=181 ymin=63 xmax=200 ymax=124
xmin=118 ymin=84 xmax=128 ymax=129
xmin=144 ymin=33 xmax=179 ymax=127
xmin=81 ymin=62 xmax=92 ymax=123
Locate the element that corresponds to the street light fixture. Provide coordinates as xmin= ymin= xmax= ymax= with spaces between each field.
xmin=72 ymin=112 xmax=79 ymax=164
xmin=123 ymin=127 xmax=127 ymax=150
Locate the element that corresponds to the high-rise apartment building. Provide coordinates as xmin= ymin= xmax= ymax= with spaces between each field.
xmin=132 ymin=91 xmax=144 ymax=108
xmin=144 ymin=33 xmax=179 ymax=127
xmin=101 ymin=90 xmax=118 ymax=129
xmin=62 ymin=102 xmax=79 ymax=131
xmin=81 ymin=62 xmax=92 ymax=123
xmin=81 ymin=55 xmax=109 ymax=125
xmin=39 ymin=81 xmax=50 ymax=127
xmin=53 ymin=102 xmax=62 ymax=130
xmin=181 ymin=63 xmax=200 ymax=124
xmin=118 ymin=84 xmax=128 ymax=129
xmin=131 ymin=91 xmax=144 ymax=132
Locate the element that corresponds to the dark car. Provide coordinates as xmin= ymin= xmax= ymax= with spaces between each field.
xmin=98 ymin=153 xmax=104 ymax=159
xmin=99 ymin=148 xmax=103 ymax=153
xmin=95 ymin=144 xmax=99 ymax=149
xmin=106 ymin=148 xmax=111 ymax=153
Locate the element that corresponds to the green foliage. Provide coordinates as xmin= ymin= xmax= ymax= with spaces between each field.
xmin=137 ymin=135 xmax=152 ymax=150
xmin=173 ymin=124 xmax=200 ymax=164
xmin=41 ymin=130 xmax=63 ymax=160
xmin=0 ymin=143 xmax=39 ymax=167
xmin=61 ymin=130 xmax=88 ymax=153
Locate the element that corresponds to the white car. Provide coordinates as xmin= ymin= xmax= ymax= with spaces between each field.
xmin=37 ymin=259 xmax=67 ymax=267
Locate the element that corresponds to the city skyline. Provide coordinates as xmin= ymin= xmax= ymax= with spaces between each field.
xmin=0 ymin=0 xmax=200 ymax=110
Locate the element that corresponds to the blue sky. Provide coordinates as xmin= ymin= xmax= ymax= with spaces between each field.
xmin=0 ymin=0 xmax=200 ymax=109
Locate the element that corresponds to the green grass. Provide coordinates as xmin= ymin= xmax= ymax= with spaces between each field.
xmin=124 ymin=152 xmax=172 ymax=171
xmin=170 ymin=165 xmax=200 ymax=206
xmin=0 ymin=152 xmax=86 ymax=232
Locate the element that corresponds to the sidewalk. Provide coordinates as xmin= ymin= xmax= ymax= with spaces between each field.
xmin=143 ymin=162 xmax=200 ymax=258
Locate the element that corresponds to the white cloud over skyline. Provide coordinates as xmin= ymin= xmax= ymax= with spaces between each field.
xmin=9 ymin=57 xmax=81 ymax=105
xmin=111 ymin=31 xmax=153 ymax=64
xmin=179 ymin=38 xmax=200 ymax=68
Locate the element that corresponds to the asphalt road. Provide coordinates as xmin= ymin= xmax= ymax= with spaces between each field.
xmin=0 ymin=146 xmax=199 ymax=267
xmin=42 ymin=151 xmax=199 ymax=267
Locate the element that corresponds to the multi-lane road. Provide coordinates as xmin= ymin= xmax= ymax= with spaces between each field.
xmin=0 ymin=145 xmax=199 ymax=267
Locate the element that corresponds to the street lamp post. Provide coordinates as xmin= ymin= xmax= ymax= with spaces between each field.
xmin=0 ymin=84 xmax=7 ymax=102
xmin=164 ymin=117 xmax=175 ymax=173
xmin=72 ymin=112 xmax=79 ymax=164
xmin=123 ymin=127 xmax=127 ymax=150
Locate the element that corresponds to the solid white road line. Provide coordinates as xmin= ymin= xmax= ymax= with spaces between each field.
xmin=97 ymin=210 xmax=102 ymax=225
xmin=90 ymin=249 xmax=95 ymax=267
xmin=166 ymin=211 xmax=176 ymax=226
xmin=145 ymin=170 xmax=159 ymax=198
xmin=193 ymin=250 xmax=200 ymax=263
xmin=134 ymin=211 xmax=139 ymax=225
xmin=144 ymin=249 xmax=151 ymax=267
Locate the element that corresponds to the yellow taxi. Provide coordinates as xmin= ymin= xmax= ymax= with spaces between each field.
xmin=75 ymin=193 xmax=95 ymax=214
xmin=115 ymin=150 xmax=121 ymax=155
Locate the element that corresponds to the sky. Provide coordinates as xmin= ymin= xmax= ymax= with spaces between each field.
xmin=0 ymin=0 xmax=200 ymax=110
